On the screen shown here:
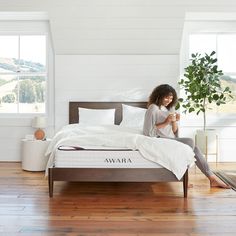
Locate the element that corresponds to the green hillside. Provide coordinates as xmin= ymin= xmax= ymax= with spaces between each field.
xmin=0 ymin=57 xmax=45 ymax=74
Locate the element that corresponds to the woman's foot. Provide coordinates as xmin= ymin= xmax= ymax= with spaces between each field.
xmin=209 ymin=175 xmax=231 ymax=189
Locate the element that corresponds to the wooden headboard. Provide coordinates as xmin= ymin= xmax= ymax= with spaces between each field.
xmin=69 ymin=102 xmax=147 ymax=125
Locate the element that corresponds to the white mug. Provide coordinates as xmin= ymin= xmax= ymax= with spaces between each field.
xmin=169 ymin=112 xmax=176 ymax=121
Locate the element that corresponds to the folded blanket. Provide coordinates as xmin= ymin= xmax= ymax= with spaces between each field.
xmin=45 ymin=124 xmax=195 ymax=180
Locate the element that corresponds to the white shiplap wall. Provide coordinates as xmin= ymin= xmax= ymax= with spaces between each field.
xmin=1 ymin=0 xmax=236 ymax=161
xmin=55 ymin=55 xmax=179 ymax=129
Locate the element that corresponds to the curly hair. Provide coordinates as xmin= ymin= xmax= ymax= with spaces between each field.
xmin=148 ymin=84 xmax=177 ymax=110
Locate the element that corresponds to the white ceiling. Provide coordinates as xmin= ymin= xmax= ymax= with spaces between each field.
xmin=1 ymin=0 xmax=236 ymax=54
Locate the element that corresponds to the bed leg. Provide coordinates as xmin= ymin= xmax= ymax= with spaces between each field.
xmin=48 ymin=167 xmax=53 ymax=198
xmin=183 ymin=170 xmax=188 ymax=198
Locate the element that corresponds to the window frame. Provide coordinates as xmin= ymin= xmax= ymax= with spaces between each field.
xmin=180 ymin=20 xmax=236 ymax=126
xmin=187 ymin=32 xmax=236 ymax=115
xmin=0 ymin=22 xmax=50 ymax=118
xmin=188 ymin=32 xmax=236 ymax=74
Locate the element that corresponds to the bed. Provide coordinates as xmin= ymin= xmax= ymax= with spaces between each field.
xmin=48 ymin=102 xmax=190 ymax=198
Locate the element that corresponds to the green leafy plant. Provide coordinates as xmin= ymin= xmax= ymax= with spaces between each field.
xmin=176 ymin=51 xmax=233 ymax=130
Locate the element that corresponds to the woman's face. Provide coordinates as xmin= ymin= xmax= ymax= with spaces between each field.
xmin=161 ymin=95 xmax=173 ymax=107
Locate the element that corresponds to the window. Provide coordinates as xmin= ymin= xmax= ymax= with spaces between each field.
xmin=0 ymin=35 xmax=47 ymax=114
xmin=189 ymin=33 xmax=236 ymax=113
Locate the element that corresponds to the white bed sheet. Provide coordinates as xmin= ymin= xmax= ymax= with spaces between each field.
xmin=46 ymin=124 xmax=195 ymax=179
xmin=55 ymin=149 xmax=163 ymax=168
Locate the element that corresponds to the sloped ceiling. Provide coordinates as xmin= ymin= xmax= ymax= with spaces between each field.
xmin=48 ymin=1 xmax=185 ymax=55
xmin=1 ymin=0 xmax=236 ymax=54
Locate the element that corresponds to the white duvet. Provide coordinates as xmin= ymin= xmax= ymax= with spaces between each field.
xmin=45 ymin=124 xmax=195 ymax=180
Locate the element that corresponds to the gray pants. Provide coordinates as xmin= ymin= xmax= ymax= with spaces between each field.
xmin=163 ymin=137 xmax=213 ymax=177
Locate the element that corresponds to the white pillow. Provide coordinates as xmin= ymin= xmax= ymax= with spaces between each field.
xmin=120 ymin=104 xmax=147 ymax=129
xmin=78 ymin=107 xmax=115 ymax=125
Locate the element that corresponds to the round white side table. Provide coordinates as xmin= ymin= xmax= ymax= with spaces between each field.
xmin=21 ymin=139 xmax=51 ymax=171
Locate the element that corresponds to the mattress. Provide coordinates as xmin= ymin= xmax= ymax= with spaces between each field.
xmin=54 ymin=149 xmax=163 ymax=168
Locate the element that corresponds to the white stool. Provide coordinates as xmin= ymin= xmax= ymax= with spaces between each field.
xmin=21 ymin=139 xmax=51 ymax=171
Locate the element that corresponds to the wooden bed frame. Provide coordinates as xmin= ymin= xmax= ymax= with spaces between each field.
xmin=48 ymin=102 xmax=188 ymax=198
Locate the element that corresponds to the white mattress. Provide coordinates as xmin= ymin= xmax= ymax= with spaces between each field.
xmin=54 ymin=149 xmax=163 ymax=168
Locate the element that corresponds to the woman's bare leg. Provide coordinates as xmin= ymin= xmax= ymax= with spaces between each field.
xmin=174 ymin=138 xmax=231 ymax=189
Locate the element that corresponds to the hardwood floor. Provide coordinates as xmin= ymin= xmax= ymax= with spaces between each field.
xmin=0 ymin=162 xmax=236 ymax=236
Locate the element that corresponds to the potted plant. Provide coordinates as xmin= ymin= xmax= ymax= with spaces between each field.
xmin=177 ymin=51 xmax=233 ymax=156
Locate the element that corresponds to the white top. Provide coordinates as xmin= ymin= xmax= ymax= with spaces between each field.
xmin=143 ymin=104 xmax=175 ymax=138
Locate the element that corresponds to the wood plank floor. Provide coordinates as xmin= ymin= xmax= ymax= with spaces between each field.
xmin=0 ymin=162 xmax=236 ymax=236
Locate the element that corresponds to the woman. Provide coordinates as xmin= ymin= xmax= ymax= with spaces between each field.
xmin=143 ymin=84 xmax=230 ymax=188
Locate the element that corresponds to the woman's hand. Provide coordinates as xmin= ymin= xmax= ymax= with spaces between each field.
xmin=156 ymin=114 xmax=178 ymax=129
xmin=165 ymin=115 xmax=174 ymax=123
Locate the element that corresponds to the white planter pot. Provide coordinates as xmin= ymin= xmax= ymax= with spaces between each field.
xmin=195 ymin=129 xmax=218 ymax=155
